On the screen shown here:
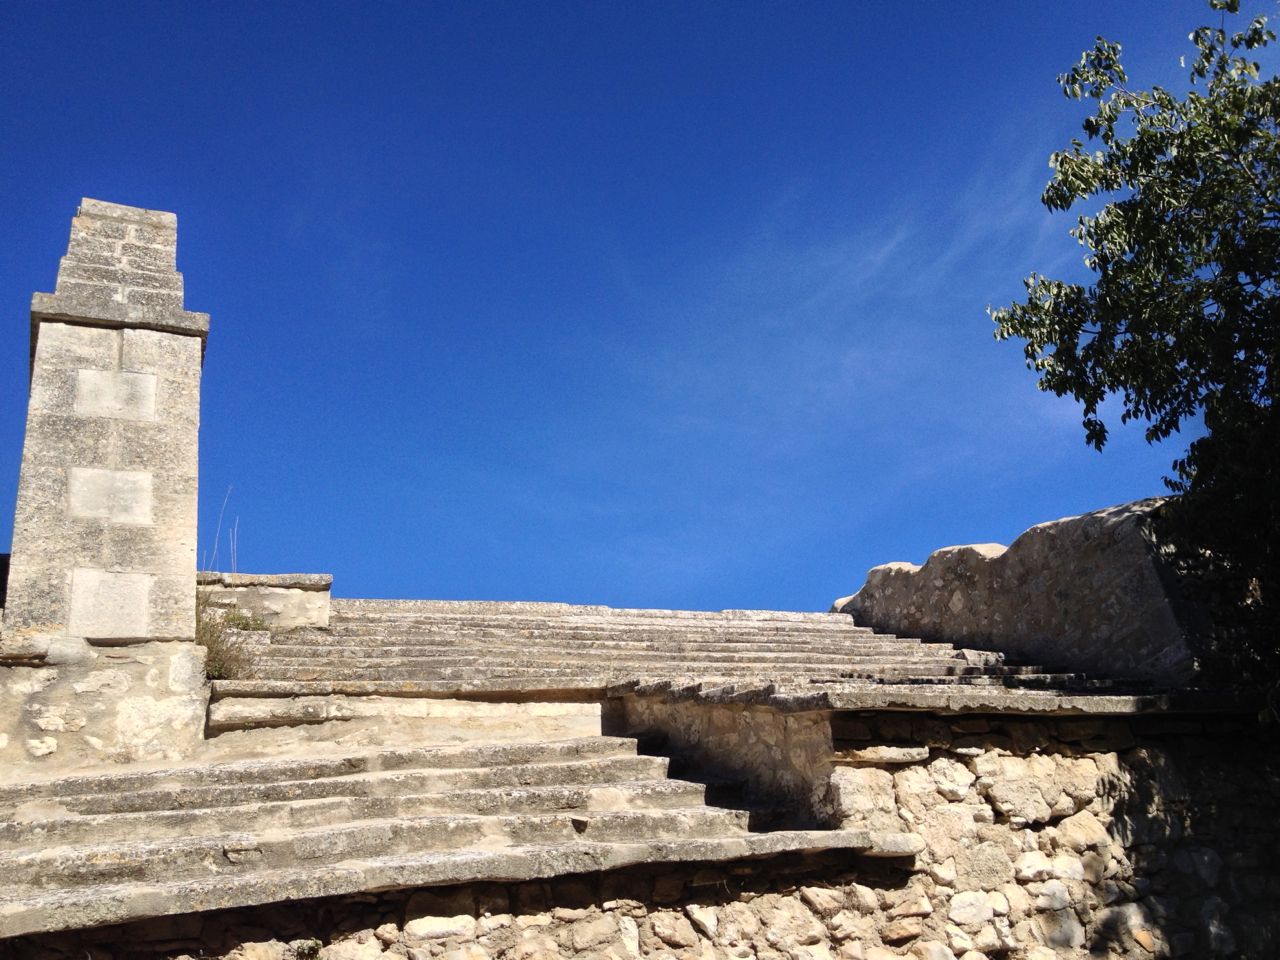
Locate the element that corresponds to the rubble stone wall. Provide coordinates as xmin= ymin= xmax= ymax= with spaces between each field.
xmin=833 ymin=502 xmax=1195 ymax=683
xmin=621 ymin=695 xmax=838 ymax=825
xmin=0 ymin=642 xmax=209 ymax=768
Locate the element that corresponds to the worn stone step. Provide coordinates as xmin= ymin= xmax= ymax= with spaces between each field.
xmin=0 ymin=736 xmax=637 ymax=807
xmin=210 ymin=678 xmax=612 ymax=701
xmin=0 ymin=778 xmax=710 ymax=850
xmin=2 ymin=754 xmax=673 ymax=820
xmin=246 ymin=650 xmax=985 ymax=672
xmin=252 ymin=642 xmax=967 ymax=665
xmin=0 ymin=830 xmax=895 ymax=938
xmin=244 ymin=662 xmax=1037 ymax=683
xmin=318 ymin=621 xmax=886 ymax=640
xmin=2 ymin=807 xmax=752 ymax=889
xmin=310 ymin=621 xmax=937 ymax=644
xmin=264 ymin=635 xmax=951 ymax=657
xmin=330 ymin=600 xmax=857 ymax=624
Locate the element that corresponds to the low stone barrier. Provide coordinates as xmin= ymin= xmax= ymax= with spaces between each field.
xmin=833 ymin=501 xmax=1196 ymax=683
xmin=198 ymin=572 xmax=333 ymax=630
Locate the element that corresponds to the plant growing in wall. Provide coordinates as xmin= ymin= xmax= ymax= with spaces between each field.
xmin=194 ymin=591 xmax=266 ymax=680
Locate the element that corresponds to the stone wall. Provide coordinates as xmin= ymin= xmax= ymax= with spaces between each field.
xmin=617 ymin=696 xmax=1277 ymax=959
xmin=620 ymin=695 xmax=838 ymax=826
xmin=0 ymin=641 xmax=208 ymax=768
xmin=832 ymin=502 xmax=1196 ymax=683
xmin=9 ymin=710 xmax=1276 ymax=960
xmin=198 ymin=572 xmax=333 ymax=630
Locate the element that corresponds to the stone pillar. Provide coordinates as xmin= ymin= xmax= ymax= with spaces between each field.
xmin=2 ymin=199 xmax=208 ymax=661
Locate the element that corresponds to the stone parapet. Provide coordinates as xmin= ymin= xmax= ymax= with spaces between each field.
xmin=833 ymin=501 xmax=1197 ymax=684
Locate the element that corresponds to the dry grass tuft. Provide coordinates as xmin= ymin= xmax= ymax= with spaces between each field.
xmin=195 ymin=591 xmax=267 ymax=680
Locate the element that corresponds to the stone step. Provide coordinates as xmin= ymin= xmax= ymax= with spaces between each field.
xmin=324 ymin=616 xmax=879 ymax=633
xmin=319 ymin=620 xmax=885 ymax=640
xmin=210 ymin=678 xmax=614 ymax=701
xmin=243 ymin=662 xmax=1042 ymax=683
xmin=0 ymin=736 xmax=636 ymax=807
xmin=0 ymin=830 xmax=896 ymax=938
xmin=0 ymin=778 xmax=710 ymax=850
xmin=330 ymin=600 xmax=856 ymax=624
xmin=247 ymin=650 xmax=987 ymax=671
xmin=1 ymin=754 xmax=673 ymax=819
xmin=2 ymin=807 xmax=752 ymax=890
xmin=267 ymin=634 xmax=941 ymax=656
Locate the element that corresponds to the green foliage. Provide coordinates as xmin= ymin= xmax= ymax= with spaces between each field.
xmin=194 ymin=591 xmax=264 ymax=680
xmin=991 ymin=0 xmax=1279 ymax=685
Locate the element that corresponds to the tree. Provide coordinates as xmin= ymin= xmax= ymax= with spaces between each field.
xmin=991 ymin=0 xmax=1279 ymax=687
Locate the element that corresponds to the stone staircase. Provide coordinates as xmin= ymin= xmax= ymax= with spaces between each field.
xmin=1 ymin=600 xmax=1122 ymax=941
xmin=221 ymin=599 xmax=1081 ymax=699
xmin=0 ymin=734 xmax=899 ymax=939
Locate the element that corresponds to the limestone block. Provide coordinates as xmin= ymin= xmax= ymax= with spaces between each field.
xmin=68 ymin=568 xmax=152 ymax=639
xmin=74 ymin=369 xmax=157 ymax=420
xmin=68 ymin=468 xmax=153 ymax=524
xmin=198 ymin=573 xmax=333 ymax=630
xmin=33 ymin=321 xmax=117 ymax=371
xmin=829 ymin=766 xmax=901 ymax=831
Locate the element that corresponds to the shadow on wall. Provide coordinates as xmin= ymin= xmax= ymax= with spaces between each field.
xmin=0 ymin=553 xmax=8 ymax=610
xmin=1094 ymin=725 xmax=1278 ymax=958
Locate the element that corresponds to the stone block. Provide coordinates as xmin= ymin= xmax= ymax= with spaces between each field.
xmin=34 ymin=321 xmax=118 ymax=371
xmin=148 ymin=573 xmax=197 ymax=639
xmin=123 ymin=287 xmax=184 ymax=310
xmin=21 ymin=415 xmax=114 ymax=466
xmin=112 ymin=421 xmax=198 ymax=474
xmin=120 ymin=241 xmax=176 ymax=271
xmin=79 ymin=197 xmax=176 ymax=227
xmin=68 ymin=468 xmax=153 ymax=524
xmin=122 ymin=326 xmax=202 ymax=374
xmin=28 ymin=368 xmax=77 ymax=415
xmin=53 ymin=278 xmax=122 ymax=306
xmin=68 ymin=568 xmax=152 ymax=640
xmin=74 ymin=370 xmax=157 ymax=421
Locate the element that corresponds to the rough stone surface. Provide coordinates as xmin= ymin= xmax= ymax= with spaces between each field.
xmin=198 ymin=572 xmax=332 ymax=630
xmin=833 ymin=501 xmax=1195 ymax=682
xmin=0 ymin=641 xmax=208 ymax=768
xmin=3 ymin=198 xmax=206 ymax=656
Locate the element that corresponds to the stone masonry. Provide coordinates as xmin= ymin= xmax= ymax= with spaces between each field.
xmin=2 ymin=199 xmax=208 ymax=659
xmin=833 ymin=503 xmax=1196 ymax=684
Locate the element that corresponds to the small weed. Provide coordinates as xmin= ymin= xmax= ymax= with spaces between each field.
xmin=195 ymin=591 xmax=266 ymax=680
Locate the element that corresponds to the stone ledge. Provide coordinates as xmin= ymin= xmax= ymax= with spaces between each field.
xmin=31 ymin=293 xmax=209 ymax=340
xmin=78 ymin=198 xmax=177 ymax=228
xmin=198 ymin=572 xmax=332 ymax=630
xmin=332 ymin=598 xmax=848 ymax=622
xmin=198 ymin=572 xmax=333 ymax=591
xmin=614 ymin=679 xmax=1255 ymax=717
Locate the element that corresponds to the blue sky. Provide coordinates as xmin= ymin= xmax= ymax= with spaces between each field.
xmin=0 ymin=2 xmax=1268 ymax=610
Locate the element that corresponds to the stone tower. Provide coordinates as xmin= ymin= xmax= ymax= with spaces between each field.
xmin=2 ymin=199 xmax=208 ymax=660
